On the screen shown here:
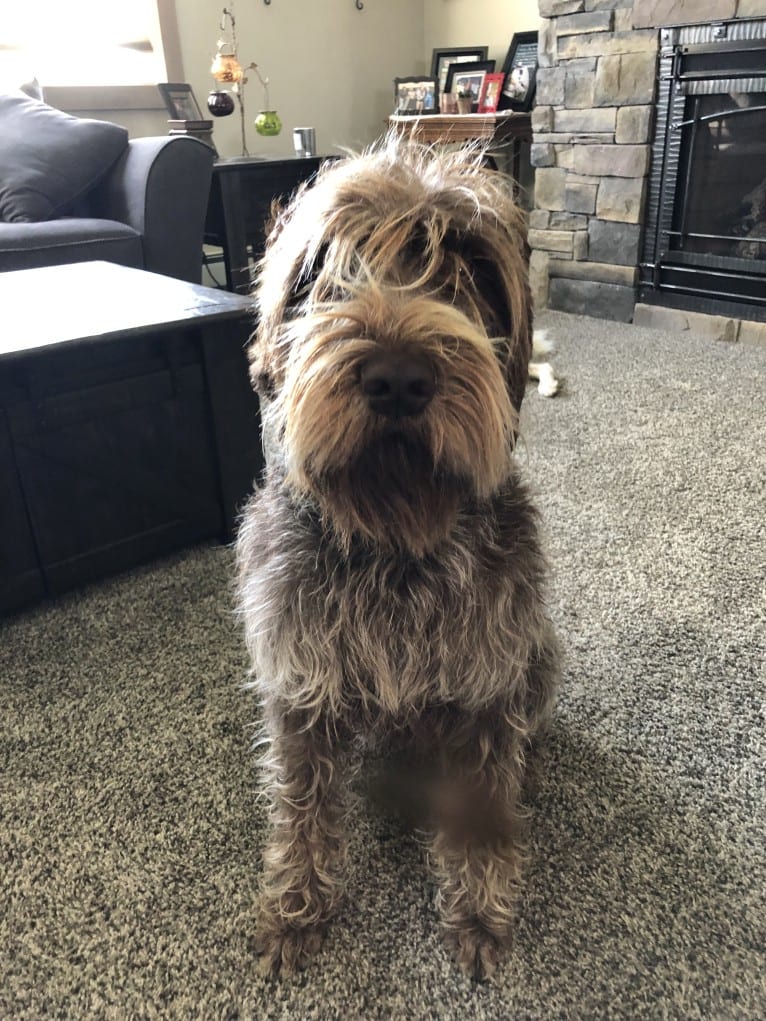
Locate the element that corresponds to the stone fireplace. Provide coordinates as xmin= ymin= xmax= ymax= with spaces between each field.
xmin=529 ymin=0 xmax=766 ymax=340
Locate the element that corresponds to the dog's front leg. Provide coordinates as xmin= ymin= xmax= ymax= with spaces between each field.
xmin=255 ymin=705 xmax=347 ymax=977
xmin=428 ymin=714 xmax=527 ymax=982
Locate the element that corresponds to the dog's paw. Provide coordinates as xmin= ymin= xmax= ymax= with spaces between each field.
xmin=533 ymin=361 xmax=562 ymax=397
xmin=445 ymin=923 xmax=503 ymax=982
xmin=253 ymin=921 xmax=325 ymax=978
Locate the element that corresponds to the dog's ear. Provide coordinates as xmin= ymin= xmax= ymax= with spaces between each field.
xmin=290 ymin=242 xmax=330 ymax=305
xmin=492 ymin=272 xmax=533 ymax=425
xmin=504 ymin=287 xmax=534 ymax=421
xmin=460 ymin=243 xmax=533 ymax=420
xmin=258 ymin=188 xmax=315 ymax=304
xmin=248 ymin=333 xmax=277 ymax=401
xmin=252 ymin=367 xmax=276 ymax=401
xmin=265 ymin=197 xmax=285 ymax=241
xmin=468 ymin=255 xmax=513 ymax=336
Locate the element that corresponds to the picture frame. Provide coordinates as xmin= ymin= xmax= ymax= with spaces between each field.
xmin=498 ymin=31 xmax=539 ymax=112
xmin=393 ymin=76 xmax=438 ymax=116
xmin=445 ymin=60 xmax=495 ymax=112
xmin=158 ymin=82 xmax=204 ymax=122
xmin=430 ymin=46 xmax=489 ymax=98
xmin=477 ymin=72 xmax=506 ymax=114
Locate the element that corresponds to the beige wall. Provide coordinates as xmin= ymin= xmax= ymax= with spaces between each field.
xmin=93 ymin=0 xmax=424 ymax=157
xmin=66 ymin=2 xmax=543 ymax=153
xmin=423 ymin=0 xmax=542 ymax=69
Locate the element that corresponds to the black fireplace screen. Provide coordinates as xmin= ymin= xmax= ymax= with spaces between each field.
xmin=640 ymin=20 xmax=766 ymax=320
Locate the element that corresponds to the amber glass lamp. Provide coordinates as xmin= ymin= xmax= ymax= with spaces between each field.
xmin=211 ymin=47 xmax=243 ymax=85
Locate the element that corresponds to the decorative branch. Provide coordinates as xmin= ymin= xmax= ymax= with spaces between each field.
xmin=242 ymin=62 xmax=271 ymax=111
xmin=212 ymin=3 xmax=278 ymax=155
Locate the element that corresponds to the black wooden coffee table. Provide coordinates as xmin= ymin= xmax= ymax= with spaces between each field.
xmin=0 ymin=261 xmax=262 ymax=613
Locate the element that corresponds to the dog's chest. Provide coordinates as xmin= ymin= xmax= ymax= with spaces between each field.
xmin=238 ymin=480 xmax=544 ymax=716
xmin=299 ymin=547 xmax=490 ymax=713
xmin=250 ymin=521 xmax=537 ymax=718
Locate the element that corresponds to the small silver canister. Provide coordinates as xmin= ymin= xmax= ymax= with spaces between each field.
xmin=292 ymin=127 xmax=317 ymax=157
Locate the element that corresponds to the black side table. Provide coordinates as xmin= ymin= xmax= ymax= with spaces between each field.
xmin=0 ymin=261 xmax=262 ymax=613
xmin=204 ymin=155 xmax=325 ymax=293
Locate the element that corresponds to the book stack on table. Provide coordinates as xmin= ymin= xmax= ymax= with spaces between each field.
xmin=167 ymin=119 xmax=215 ymax=150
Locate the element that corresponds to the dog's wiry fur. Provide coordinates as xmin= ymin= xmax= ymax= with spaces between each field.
xmin=236 ymin=136 xmax=559 ymax=981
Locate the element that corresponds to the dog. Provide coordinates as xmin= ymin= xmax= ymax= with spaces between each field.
xmin=236 ymin=135 xmax=559 ymax=981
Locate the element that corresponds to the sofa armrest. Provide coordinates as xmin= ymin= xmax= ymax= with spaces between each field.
xmin=92 ymin=136 xmax=215 ymax=283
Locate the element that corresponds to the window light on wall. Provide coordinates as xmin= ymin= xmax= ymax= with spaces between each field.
xmin=1 ymin=0 xmax=181 ymax=109
xmin=2 ymin=1 xmax=167 ymax=86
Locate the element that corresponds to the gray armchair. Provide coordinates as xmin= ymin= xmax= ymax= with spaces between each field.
xmin=0 ymin=135 xmax=215 ymax=283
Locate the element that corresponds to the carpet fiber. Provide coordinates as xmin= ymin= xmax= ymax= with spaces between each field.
xmin=2 ymin=311 xmax=764 ymax=1020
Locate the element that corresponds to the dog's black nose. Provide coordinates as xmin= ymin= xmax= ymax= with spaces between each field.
xmin=360 ymin=352 xmax=436 ymax=418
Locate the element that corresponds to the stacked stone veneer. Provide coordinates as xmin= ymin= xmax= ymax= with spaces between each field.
xmin=529 ymin=0 xmax=762 ymax=323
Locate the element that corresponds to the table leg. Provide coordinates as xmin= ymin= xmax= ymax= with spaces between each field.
xmin=218 ymin=173 xmax=252 ymax=294
xmin=200 ymin=318 xmax=264 ymax=537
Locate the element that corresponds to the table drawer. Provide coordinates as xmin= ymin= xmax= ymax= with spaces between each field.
xmin=7 ymin=362 xmax=223 ymax=594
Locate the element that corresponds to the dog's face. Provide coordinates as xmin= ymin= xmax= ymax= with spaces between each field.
xmin=251 ymin=137 xmax=533 ymax=555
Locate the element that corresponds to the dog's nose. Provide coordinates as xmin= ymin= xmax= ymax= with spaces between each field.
xmin=360 ymin=352 xmax=436 ymax=418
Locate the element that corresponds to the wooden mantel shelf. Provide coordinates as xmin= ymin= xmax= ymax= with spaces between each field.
xmin=388 ymin=111 xmax=531 ymax=146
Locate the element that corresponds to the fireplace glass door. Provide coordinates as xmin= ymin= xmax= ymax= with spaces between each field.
xmin=640 ymin=21 xmax=766 ymax=319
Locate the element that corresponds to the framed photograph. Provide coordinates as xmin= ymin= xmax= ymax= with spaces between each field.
xmin=498 ymin=31 xmax=538 ymax=112
xmin=430 ymin=46 xmax=489 ymax=97
xmin=445 ymin=60 xmax=495 ymax=111
xmin=478 ymin=72 xmax=505 ymax=114
xmin=393 ymin=76 xmax=438 ymax=116
xmin=158 ymin=82 xmax=204 ymax=122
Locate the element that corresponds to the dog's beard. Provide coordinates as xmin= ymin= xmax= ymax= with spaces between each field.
xmin=316 ymin=430 xmax=469 ymax=556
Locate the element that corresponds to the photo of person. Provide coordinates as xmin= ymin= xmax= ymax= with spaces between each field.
xmin=394 ymin=78 xmax=437 ymax=116
xmin=499 ymin=31 xmax=539 ymax=112
xmin=478 ymin=73 xmax=505 ymax=113
xmin=173 ymin=93 xmax=202 ymax=121
xmin=159 ymin=84 xmax=205 ymax=122
xmin=436 ymin=54 xmax=480 ymax=94
xmin=503 ymin=64 xmax=531 ymax=102
xmin=452 ymin=72 xmax=485 ymax=102
xmin=444 ymin=60 xmax=494 ymax=109
xmin=484 ymin=80 xmax=501 ymax=105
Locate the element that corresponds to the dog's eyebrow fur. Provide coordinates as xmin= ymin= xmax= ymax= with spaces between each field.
xmin=252 ymin=136 xmax=532 ymax=413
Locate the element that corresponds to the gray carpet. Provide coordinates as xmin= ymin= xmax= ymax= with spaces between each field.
xmin=2 ymin=311 xmax=764 ymax=1020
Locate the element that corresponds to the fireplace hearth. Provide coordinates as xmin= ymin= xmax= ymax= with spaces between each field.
xmin=639 ymin=19 xmax=766 ymax=322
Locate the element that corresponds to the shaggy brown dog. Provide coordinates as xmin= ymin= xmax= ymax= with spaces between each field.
xmin=236 ymin=136 xmax=559 ymax=981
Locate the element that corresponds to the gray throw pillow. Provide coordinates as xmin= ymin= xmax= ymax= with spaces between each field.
xmin=0 ymin=92 xmax=128 ymax=223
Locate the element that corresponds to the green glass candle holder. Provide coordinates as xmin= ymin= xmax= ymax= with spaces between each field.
xmin=255 ymin=110 xmax=282 ymax=137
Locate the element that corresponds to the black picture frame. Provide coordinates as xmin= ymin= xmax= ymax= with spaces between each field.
xmin=445 ymin=60 xmax=496 ymax=111
xmin=158 ymin=82 xmax=204 ymax=122
xmin=393 ymin=76 xmax=438 ymax=116
xmin=498 ymin=31 xmax=539 ymax=112
xmin=430 ymin=46 xmax=489 ymax=97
